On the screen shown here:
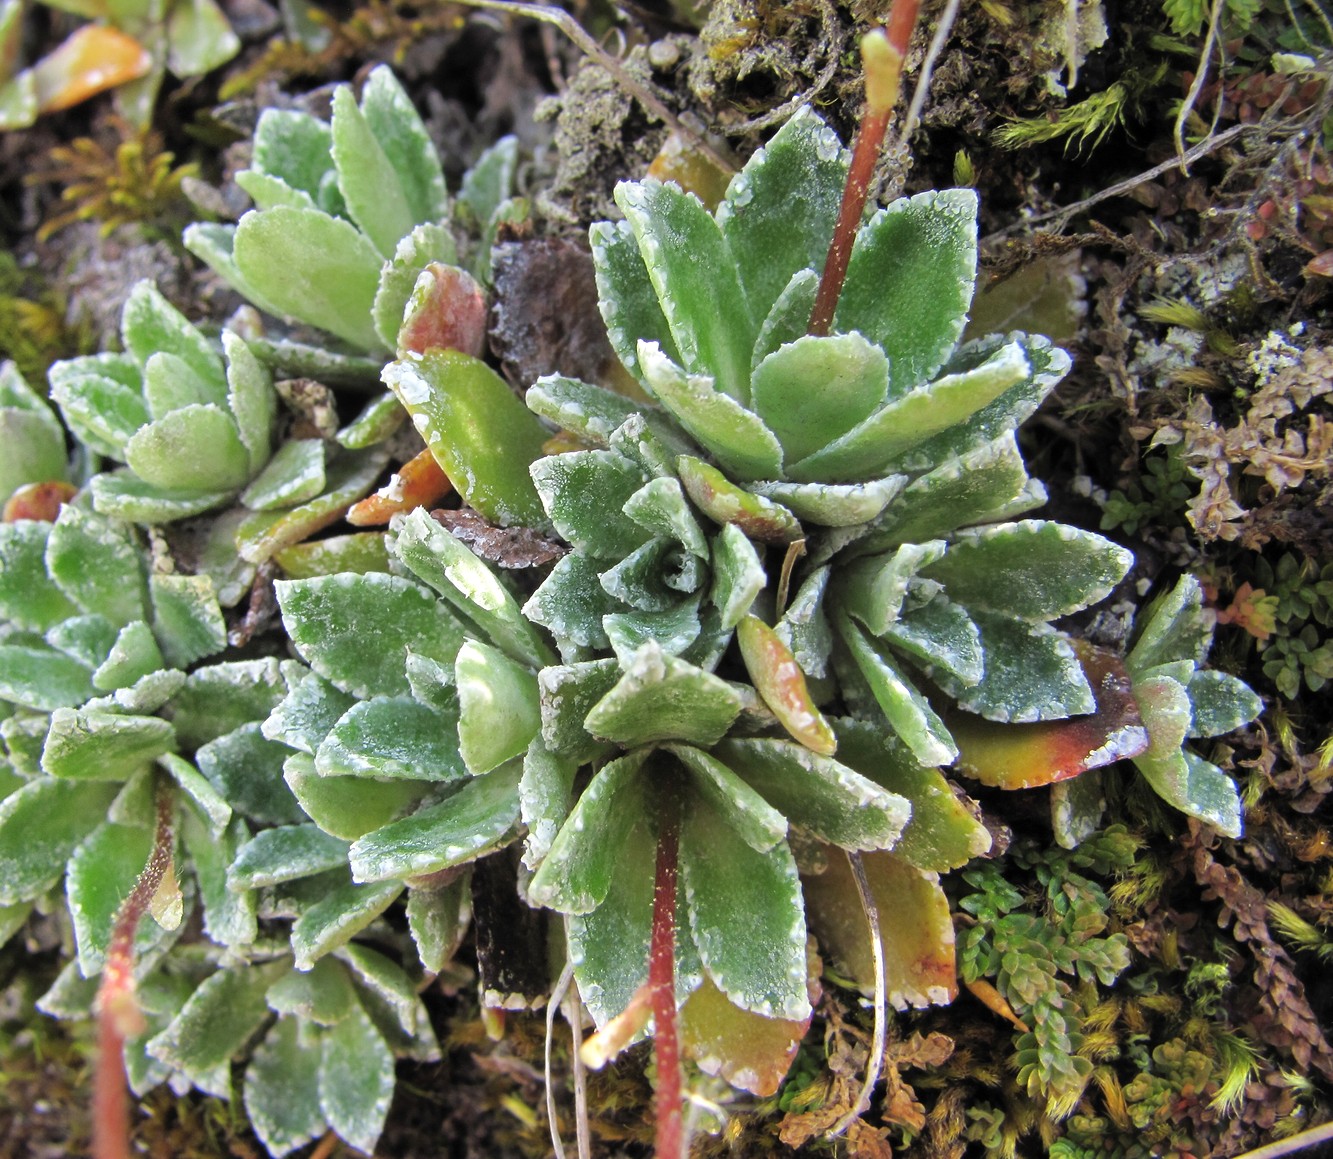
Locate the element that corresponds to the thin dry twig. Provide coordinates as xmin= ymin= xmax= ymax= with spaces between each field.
xmin=1175 ymin=0 xmax=1227 ymax=172
xmin=1231 ymin=1121 xmax=1333 ymax=1159
xmin=901 ymin=0 xmax=962 ymax=141
xmin=545 ymin=959 xmax=576 ymax=1159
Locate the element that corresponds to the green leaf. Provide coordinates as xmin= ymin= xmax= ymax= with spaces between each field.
xmin=0 ymin=643 xmax=94 ymax=711
xmin=124 ymin=404 xmax=250 ymax=493
xmin=230 ymin=825 xmax=351 ymax=889
xmin=49 ymin=364 xmax=151 ymax=460
xmin=348 ymin=759 xmax=522 ymax=883
xmin=527 ymin=750 xmax=650 ymax=913
xmin=45 ymin=614 xmax=119 ymax=670
xmin=319 ymin=1001 xmax=395 ymax=1154
xmin=337 ymin=392 xmax=406 ymax=450
xmin=680 ymin=799 xmax=809 ymax=1020
xmin=459 ymin=134 xmax=515 ymax=234
xmin=120 ymin=281 xmax=225 ymax=397
xmin=291 ymin=877 xmax=402 ymax=969
xmin=922 ymin=520 xmax=1132 ymax=620
xmin=879 ymin=595 xmax=983 ymax=689
xmin=316 ymin=696 xmax=465 ymax=782
xmin=283 ymin=752 xmax=430 ymax=841
xmin=667 ymin=743 xmax=787 ymax=852
xmin=0 ymin=522 xmax=77 ymax=631
xmin=331 ymin=84 xmax=417 ymax=258
xmin=42 ymin=707 xmax=175 ymax=780
xmin=1187 ymin=669 xmax=1262 ymax=738
xmin=751 ymin=476 xmax=903 ymax=528
xmin=240 ymin=439 xmax=325 ymax=510
xmin=150 ymin=573 xmax=226 ymax=669
xmin=518 ymin=735 xmax=576 ymax=871
xmin=834 ymin=190 xmax=977 ymax=396
xmin=170 ymin=658 xmax=289 ymax=748
xmin=677 ymin=455 xmax=801 ymax=542
xmin=267 ymin=957 xmax=358 ymax=1025
xmin=590 ymin=218 xmax=683 ymax=383
xmin=93 ymin=621 xmax=165 ymax=692
xmin=244 ymin=1017 xmax=328 ymax=1156
xmin=717 ymin=105 xmax=847 ymax=324
xmin=90 ymin=470 xmax=235 ymax=524
xmin=639 ymin=344 xmax=781 ymax=482
xmin=0 ymin=778 xmax=117 ymax=905
xmin=736 ymin=615 xmax=836 ymax=754
xmin=359 ymin=65 xmax=448 ymax=227
xmin=521 ymin=552 xmax=617 ymax=651
xmin=624 ymin=476 xmax=709 ymax=557
xmin=165 ymin=0 xmax=239 ymax=74
xmin=1127 ymin=575 xmax=1214 ymax=675
xmin=223 ymin=332 xmax=275 ymax=475
xmin=383 ymin=350 xmax=549 ymax=527
xmin=455 ymin=641 xmax=540 ymax=776
xmin=530 ymin=449 xmax=649 ymax=560
xmin=1135 ymin=749 xmax=1241 ymax=838
xmin=836 ymin=543 xmax=948 ymax=637
xmin=526 ymin=375 xmax=641 ymax=448
xmin=183 ymin=813 xmax=256 ymax=948
xmin=584 ymin=644 xmax=744 ymax=748
xmin=143 ymin=350 xmax=227 ymax=418
xmin=604 ymin=597 xmax=702 ymax=663
xmin=276 ymin=573 xmax=466 ymax=699
xmin=1050 ymin=770 xmax=1106 ymax=851
xmin=196 ymin=723 xmax=304 ymax=826
xmin=233 ymin=206 xmax=384 ymax=352
xmin=66 ymin=820 xmax=167 ymax=975
xmin=537 ymin=659 xmax=620 ymax=764
xmin=262 ymin=670 xmax=356 ymax=756
xmin=235 ymin=169 xmax=317 ymax=213
xmin=406 ymin=876 xmax=471 ymax=973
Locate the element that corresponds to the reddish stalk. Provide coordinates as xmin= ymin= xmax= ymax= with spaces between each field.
xmin=649 ymin=794 xmax=684 ymax=1159
xmin=93 ymin=778 xmax=175 ymax=1159
xmin=808 ymin=0 xmax=920 ymax=337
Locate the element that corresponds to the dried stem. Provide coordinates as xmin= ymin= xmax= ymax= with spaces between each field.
xmin=649 ymin=793 xmax=684 ymax=1159
xmin=1232 ymin=1121 xmax=1333 ymax=1159
xmin=808 ymin=0 xmax=920 ymax=336
xmin=93 ymin=778 xmax=174 ymax=1159
xmin=546 ymin=960 xmax=576 ymax=1159
xmin=830 ymin=852 xmax=887 ymax=1139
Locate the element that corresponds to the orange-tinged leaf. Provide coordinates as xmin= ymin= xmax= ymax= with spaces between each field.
xmin=647 ymin=130 xmax=733 ymax=212
xmin=803 ymin=848 xmax=956 ymax=1009
xmin=579 ymin=982 xmax=652 ymax=1070
xmin=3 ymin=481 xmax=77 ymax=523
xmin=949 ymin=642 xmax=1148 ymax=790
xmin=30 ymin=26 xmax=152 ymax=114
xmin=346 ymin=448 xmax=453 ymax=527
xmin=395 ymin=262 xmax=488 ymax=358
xmin=737 ymin=615 xmax=836 ymax=755
xmin=964 ymin=977 xmax=1029 ymax=1031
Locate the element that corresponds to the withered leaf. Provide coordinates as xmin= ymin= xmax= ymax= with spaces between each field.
xmin=430 ymin=507 xmax=565 ymax=569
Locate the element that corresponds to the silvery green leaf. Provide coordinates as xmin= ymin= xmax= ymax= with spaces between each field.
xmin=276 ymin=573 xmax=467 ymax=699
xmin=404 ymin=651 xmax=454 ymax=713
xmin=93 ymin=621 xmax=165 ymax=692
xmin=148 ymin=963 xmax=283 ymax=1094
xmin=36 ymin=959 xmax=99 ymax=1020
xmin=406 ymin=875 xmax=470 ymax=973
xmin=184 ymin=223 xmax=287 ymax=320
xmin=839 ymin=542 xmax=947 ymax=637
xmin=1135 ymin=749 xmax=1241 ymax=838
xmin=183 ymin=812 xmax=256 ymax=948
xmin=383 ymin=351 xmax=548 ymax=527
xmin=836 ymin=613 xmax=957 ymax=768
xmin=230 ymin=825 xmax=352 ymax=890
xmin=591 ymin=218 xmax=682 ymax=382
xmin=526 ymin=374 xmax=641 ymax=448
xmin=942 ymin=611 xmax=1093 ymax=722
xmin=159 ymin=751 xmax=231 ymax=835
xmin=49 ymin=367 xmax=151 ymax=460
xmin=638 ymin=343 xmax=781 ymax=482
xmin=522 ymin=552 xmax=617 ymax=653
xmin=246 ymin=336 xmax=384 ymax=387
xmin=125 ymin=404 xmax=250 ymax=493
xmin=46 ymin=614 xmax=119 ymax=669
xmin=45 ymin=505 xmax=147 ymax=628
xmin=165 ymin=0 xmax=239 ymax=74
xmin=789 ymin=340 xmax=1029 ymax=483
xmin=337 ymin=943 xmax=432 ymax=1048
xmin=284 ymin=752 xmax=431 ymax=841
xmin=90 ymin=470 xmax=235 ymax=524
xmin=143 ymin=350 xmax=226 ymax=418
xmin=0 ymin=643 xmax=94 ymax=711
xmin=616 ymin=179 xmax=754 ymax=401
xmin=604 ymin=598 xmax=702 ymax=664
xmin=348 ymin=760 xmax=522 ymax=883
xmin=170 ymin=658 xmax=289 ymax=748
xmin=709 ymin=523 xmax=764 ymax=630
xmin=245 ymin=1016 xmax=328 ymax=1157
xmin=233 ymin=207 xmax=384 ymax=352
xmin=331 ymin=84 xmax=417 ymax=258
xmin=336 ymin=392 xmax=405 ymax=449
xmin=680 ymin=802 xmax=809 ymax=1020
xmin=1050 ymin=770 xmax=1106 ymax=851
xmin=600 ymin=538 xmax=685 ymax=612
xmin=751 ymin=333 xmax=889 ymax=467
xmin=865 ymin=433 xmax=1030 ymax=549
xmin=0 ymin=360 xmax=64 ymax=446
xmin=67 ymin=820 xmax=172 ymax=975
xmin=390 ymin=508 xmax=555 ymax=669
xmin=834 ymin=190 xmax=977 ymax=396
xmin=666 ymin=743 xmax=786 ymax=852
xmin=151 ymin=573 xmax=226 ymax=668
xmin=2 ymin=712 xmax=48 ymax=778
xmin=236 ymin=169 xmax=318 ymax=212
xmin=519 ymin=735 xmax=576 ymax=871
xmin=0 ymin=522 xmax=77 ymax=631
xmin=456 ymin=641 xmax=540 ymax=776
xmin=751 ymin=476 xmax=904 ymax=527
xmin=267 ymin=957 xmax=358 ymax=1025
xmin=359 ymin=65 xmax=448 ymax=226
xmin=459 ymin=134 xmax=516 ymax=233
xmin=263 ymin=670 xmax=357 ymax=755
xmin=923 ymin=520 xmax=1133 ymax=621
xmin=537 ymin=659 xmax=620 ymax=764
xmin=718 ymin=106 xmax=847 ymax=324
xmin=42 ymin=707 xmax=175 ymax=780
xmin=0 ymin=363 xmax=67 ymax=499
xmin=531 ymin=449 xmax=649 ymax=560
xmin=623 ymin=475 xmax=709 ymax=557
xmin=372 ymin=223 xmax=457 ymax=351
xmin=196 ymin=722 xmax=304 ymax=825
xmin=778 ymin=566 xmax=833 ymax=678
xmin=251 ymin=108 xmax=334 ymax=198
xmin=317 ymin=696 xmax=464 ymax=782
xmin=1187 ymin=670 xmax=1262 ymax=738
xmin=292 ymin=876 xmax=403 ymax=969
xmin=526 ymin=749 xmax=650 ymax=914
xmin=223 ymin=331 xmax=275 ymax=474
xmin=585 ymin=644 xmax=742 ymax=748
xmin=94 ymin=669 xmax=184 ymax=715
xmin=751 ymin=267 xmax=820 ymax=370
xmin=319 ymin=1000 xmax=395 ymax=1154
xmin=717 ymin=737 xmax=911 ymax=852
xmin=879 ymin=594 xmax=983 ymax=689
xmin=0 ymin=778 xmax=117 ymax=904
xmin=1127 ymin=575 xmax=1214 ymax=675
xmin=120 ymin=281 xmax=225 ymax=396
xmin=240 ymin=439 xmax=326 ymax=510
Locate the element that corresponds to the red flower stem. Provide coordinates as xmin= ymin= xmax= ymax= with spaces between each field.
xmin=649 ymin=795 xmax=684 ymax=1159
xmin=808 ymin=0 xmax=920 ymax=337
xmin=93 ymin=778 xmax=175 ymax=1159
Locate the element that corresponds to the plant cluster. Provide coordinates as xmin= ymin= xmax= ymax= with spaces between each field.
xmin=0 ymin=44 xmax=1267 ymax=1159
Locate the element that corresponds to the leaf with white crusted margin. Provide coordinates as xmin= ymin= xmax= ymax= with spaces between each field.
xmin=0 ymin=779 xmax=117 ymax=906
xmin=45 ymin=505 xmax=147 ymax=628
xmin=244 ymin=1016 xmax=328 ymax=1157
xmin=316 ymin=696 xmax=464 ymax=782
xmin=291 ymin=877 xmax=403 ymax=970
xmin=42 ymin=707 xmax=175 ymax=780
xmin=330 ymin=84 xmax=417 ymax=259
xmin=455 ymin=641 xmax=540 ymax=775
xmin=590 ymin=218 xmax=682 ymax=383
xmin=530 ymin=448 xmax=650 ymax=560
xmin=195 ymin=723 xmax=304 ymax=826
xmin=666 ymin=743 xmax=787 ymax=853
xmin=1126 ymin=574 xmax=1215 ymax=675
xmin=680 ymin=799 xmax=810 ymax=1021
xmin=0 ymin=522 xmax=77 ymax=631
xmin=120 ymin=280 xmax=225 ymax=396
xmin=283 ymin=752 xmax=430 ymax=841
xmin=318 ymin=1001 xmax=396 ymax=1154
xmin=229 ymin=825 xmax=351 ymax=890
xmin=124 ymin=405 xmax=251 ymax=493
xmin=1187 ymin=669 xmax=1262 ymax=738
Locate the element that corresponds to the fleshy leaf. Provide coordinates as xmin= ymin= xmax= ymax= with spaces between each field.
xmin=195 ymin=723 xmax=304 ymax=826
xmin=229 ymin=825 xmax=352 ymax=890
xmin=316 ymin=696 xmax=464 ymax=782
xmin=1127 ymin=575 xmax=1214 ymax=675
xmin=121 ymin=281 xmax=224 ymax=394
xmin=284 ymin=752 xmax=430 ymax=841
xmin=537 ymin=659 xmax=621 ymax=764
xmin=679 ymin=975 xmax=809 ymax=1097
xmin=667 ymin=743 xmax=787 ymax=853
xmin=0 ymin=642 xmax=94 ymax=711
xmin=530 ymin=449 xmax=649 ymax=560
xmin=359 ymin=65 xmax=448 ymax=226
xmin=150 ymin=573 xmax=226 ymax=669
xmin=240 ymin=439 xmax=326 ymax=511
xmin=291 ymin=877 xmax=403 ymax=969
xmin=590 ymin=218 xmax=682 ymax=383
xmin=0 ymin=522 xmax=78 ymax=631
xmin=1187 ymin=669 xmax=1262 ymax=738
xmin=677 ymin=455 xmax=801 ymax=543
xmin=244 ymin=1017 xmax=328 ymax=1157
xmin=737 ymin=616 xmax=835 ymax=754
xmin=455 ymin=641 xmax=540 ymax=775
xmin=0 ymin=778 xmax=117 ymax=905
xmin=124 ymin=405 xmax=250 ymax=493
xmin=223 ymin=331 xmax=276 ymax=475
xmin=331 ymin=84 xmax=417 ymax=259
xmin=879 ymin=594 xmax=983 ymax=689
xmin=42 ymin=707 xmax=175 ymax=780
